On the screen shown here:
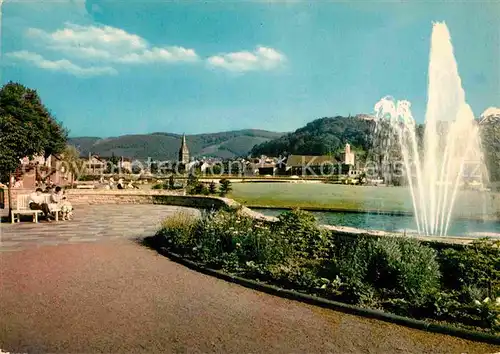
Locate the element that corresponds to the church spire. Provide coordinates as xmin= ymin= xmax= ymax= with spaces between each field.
xmin=178 ymin=133 xmax=190 ymax=164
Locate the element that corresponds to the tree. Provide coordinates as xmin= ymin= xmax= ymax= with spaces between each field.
xmin=187 ymin=173 xmax=198 ymax=187
xmin=168 ymin=175 xmax=175 ymax=189
xmin=193 ymin=183 xmax=209 ymax=195
xmin=150 ymin=162 xmax=159 ymax=174
xmin=219 ymin=178 xmax=232 ymax=197
xmin=0 ymin=82 xmax=68 ymax=183
xmin=131 ymin=164 xmax=142 ymax=174
xmin=60 ymin=145 xmax=86 ymax=184
xmin=106 ymin=152 xmax=120 ymax=173
xmin=186 ymin=173 xmax=199 ymax=194
xmin=209 ymin=181 xmax=217 ymax=194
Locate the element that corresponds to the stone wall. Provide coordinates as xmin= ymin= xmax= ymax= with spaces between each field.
xmin=152 ymin=195 xmax=230 ymax=210
xmin=69 ymin=194 xmax=155 ymax=205
xmin=65 ymin=191 xmax=236 ymax=211
xmin=65 ymin=190 xmax=184 ymax=206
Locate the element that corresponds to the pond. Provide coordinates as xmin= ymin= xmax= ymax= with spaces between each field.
xmin=254 ymin=208 xmax=500 ymax=238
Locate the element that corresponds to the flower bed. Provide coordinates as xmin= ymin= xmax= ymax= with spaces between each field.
xmin=153 ymin=208 xmax=500 ymax=335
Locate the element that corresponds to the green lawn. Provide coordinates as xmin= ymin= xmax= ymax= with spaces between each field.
xmin=229 ymin=183 xmax=500 ymax=219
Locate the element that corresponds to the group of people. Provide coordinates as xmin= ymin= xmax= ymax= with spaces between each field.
xmin=29 ymin=186 xmax=73 ymax=222
xmin=101 ymin=176 xmax=138 ymax=190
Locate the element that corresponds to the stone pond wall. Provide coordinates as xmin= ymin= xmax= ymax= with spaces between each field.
xmin=63 ymin=190 xmax=234 ymax=210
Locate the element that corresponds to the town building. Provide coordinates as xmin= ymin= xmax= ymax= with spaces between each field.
xmin=82 ymin=154 xmax=107 ymax=175
xmin=10 ymin=154 xmax=75 ymax=190
xmin=284 ymin=155 xmax=338 ymax=176
xmin=118 ymin=157 xmax=133 ymax=173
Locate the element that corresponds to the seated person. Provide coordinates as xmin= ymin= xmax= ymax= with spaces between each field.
xmin=61 ymin=190 xmax=74 ymax=220
xmin=29 ymin=188 xmax=51 ymax=221
xmin=51 ymin=186 xmax=74 ymax=220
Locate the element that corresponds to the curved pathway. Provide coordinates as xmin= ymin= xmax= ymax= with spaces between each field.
xmin=1 ymin=205 xmax=499 ymax=353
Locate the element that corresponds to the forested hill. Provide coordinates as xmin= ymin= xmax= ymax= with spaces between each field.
xmin=69 ymin=129 xmax=285 ymax=160
xmin=250 ymin=116 xmax=376 ymax=159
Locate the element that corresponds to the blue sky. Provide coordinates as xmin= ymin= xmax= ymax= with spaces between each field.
xmin=2 ymin=0 xmax=499 ymax=137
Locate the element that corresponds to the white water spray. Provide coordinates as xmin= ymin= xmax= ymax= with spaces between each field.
xmin=373 ymin=22 xmax=486 ymax=236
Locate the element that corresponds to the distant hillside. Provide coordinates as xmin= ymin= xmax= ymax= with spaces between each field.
xmin=250 ymin=115 xmax=375 ymax=159
xmin=68 ymin=129 xmax=285 ymax=160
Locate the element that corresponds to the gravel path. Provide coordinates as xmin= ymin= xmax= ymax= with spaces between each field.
xmin=1 ymin=239 xmax=498 ymax=354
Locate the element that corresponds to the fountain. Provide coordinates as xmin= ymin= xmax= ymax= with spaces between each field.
xmin=373 ymin=22 xmax=487 ymax=236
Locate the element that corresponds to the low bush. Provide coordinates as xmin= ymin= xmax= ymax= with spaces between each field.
xmin=370 ymin=237 xmax=440 ymax=307
xmin=272 ymin=209 xmax=332 ymax=259
xmin=158 ymin=210 xmax=289 ymax=271
xmin=78 ymin=175 xmax=100 ymax=181
xmin=438 ymin=239 xmax=500 ymax=299
xmin=154 ymin=208 xmax=500 ymax=333
xmin=156 ymin=211 xmax=198 ymax=253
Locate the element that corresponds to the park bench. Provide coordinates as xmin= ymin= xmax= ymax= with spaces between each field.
xmin=11 ymin=194 xmax=62 ymax=223
xmin=76 ymin=184 xmax=95 ymax=189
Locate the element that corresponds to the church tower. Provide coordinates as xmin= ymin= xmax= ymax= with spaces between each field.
xmin=344 ymin=143 xmax=355 ymax=165
xmin=178 ymin=134 xmax=190 ymax=164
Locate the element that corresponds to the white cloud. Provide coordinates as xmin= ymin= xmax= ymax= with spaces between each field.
xmin=207 ymin=46 xmax=286 ymax=72
xmin=5 ymin=20 xmax=286 ymax=77
xmin=6 ymin=50 xmax=117 ymax=77
xmin=25 ymin=23 xmax=198 ymax=64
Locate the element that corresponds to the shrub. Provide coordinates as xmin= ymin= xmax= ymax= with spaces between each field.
xmin=267 ymin=259 xmax=322 ymax=290
xmin=200 ymin=183 xmax=210 ymax=195
xmin=333 ymin=235 xmax=440 ymax=307
xmin=78 ymin=175 xmax=100 ymax=181
xmin=471 ymin=297 xmax=500 ymax=331
xmin=193 ymin=210 xmax=289 ymax=268
xmin=273 ymin=209 xmax=331 ymax=259
xmin=235 ymin=219 xmax=290 ymax=266
xmin=219 ymin=178 xmax=232 ymax=197
xmin=438 ymin=239 xmax=500 ymax=299
xmin=333 ymin=236 xmax=378 ymax=304
xmin=371 ymin=237 xmax=441 ymax=307
xmin=209 ymin=181 xmax=217 ymax=194
xmin=157 ymin=209 xmax=290 ymax=272
xmin=186 ymin=174 xmax=199 ymax=194
xmin=156 ymin=211 xmax=198 ymax=253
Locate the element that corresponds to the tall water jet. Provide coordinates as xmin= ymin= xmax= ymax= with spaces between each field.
xmin=373 ymin=22 xmax=486 ymax=236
